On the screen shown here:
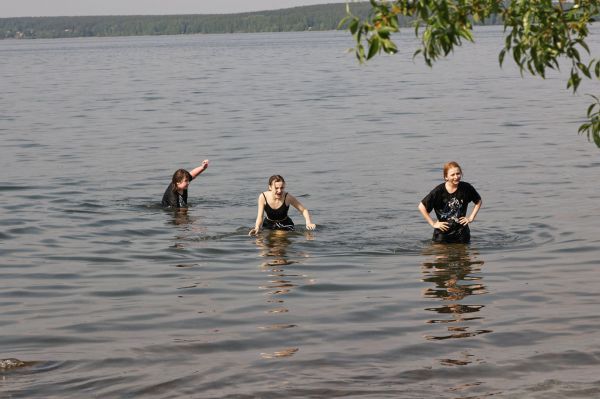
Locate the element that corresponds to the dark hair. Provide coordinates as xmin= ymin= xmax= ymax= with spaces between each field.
xmin=268 ymin=175 xmax=285 ymax=187
xmin=171 ymin=169 xmax=192 ymax=191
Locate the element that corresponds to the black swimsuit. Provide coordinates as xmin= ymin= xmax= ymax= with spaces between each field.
xmin=262 ymin=193 xmax=294 ymax=231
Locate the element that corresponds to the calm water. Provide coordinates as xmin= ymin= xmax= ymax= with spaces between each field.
xmin=1 ymin=27 xmax=600 ymax=398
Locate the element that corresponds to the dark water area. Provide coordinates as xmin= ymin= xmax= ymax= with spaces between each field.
xmin=1 ymin=27 xmax=600 ymax=398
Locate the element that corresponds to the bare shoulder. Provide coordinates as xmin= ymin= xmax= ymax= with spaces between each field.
xmin=258 ymin=192 xmax=268 ymax=203
xmin=285 ymin=192 xmax=298 ymax=203
xmin=286 ymin=193 xmax=303 ymax=208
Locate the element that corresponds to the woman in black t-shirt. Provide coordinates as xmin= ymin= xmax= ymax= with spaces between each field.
xmin=162 ymin=160 xmax=209 ymax=208
xmin=418 ymin=161 xmax=482 ymax=243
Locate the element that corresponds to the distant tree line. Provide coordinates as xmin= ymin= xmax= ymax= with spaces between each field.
xmin=0 ymin=2 xmax=500 ymax=40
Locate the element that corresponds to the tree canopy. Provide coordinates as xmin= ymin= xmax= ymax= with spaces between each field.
xmin=341 ymin=0 xmax=600 ymax=147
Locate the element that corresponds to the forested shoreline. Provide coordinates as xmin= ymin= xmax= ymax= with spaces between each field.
xmin=0 ymin=2 xmax=500 ymax=40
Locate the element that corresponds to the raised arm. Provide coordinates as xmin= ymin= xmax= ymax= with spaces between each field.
xmin=249 ymin=194 xmax=266 ymax=236
xmin=288 ymin=194 xmax=316 ymax=230
xmin=189 ymin=160 xmax=209 ymax=180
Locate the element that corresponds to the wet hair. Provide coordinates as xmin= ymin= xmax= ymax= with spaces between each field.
xmin=171 ymin=169 xmax=192 ymax=191
xmin=268 ymin=175 xmax=285 ymax=187
xmin=443 ymin=161 xmax=462 ymax=179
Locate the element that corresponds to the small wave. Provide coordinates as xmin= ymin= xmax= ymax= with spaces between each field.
xmin=471 ymin=230 xmax=535 ymax=252
xmin=188 ymin=227 xmax=249 ymax=241
xmin=0 ymin=184 xmax=32 ymax=192
xmin=379 ymin=225 xmax=554 ymax=255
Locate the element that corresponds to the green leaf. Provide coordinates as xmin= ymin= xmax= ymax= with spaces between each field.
xmin=357 ymin=44 xmax=366 ymax=63
xmin=461 ymin=27 xmax=474 ymax=42
xmin=586 ymin=102 xmax=597 ymax=117
xmin=578 ymin=122 xmax=590 ymax=134
xmin=567 ymin=72 xmax=581 ymax=91
xmin=578 ymin=62 xmax=591 ymax=79
xmin=504 ymin=32 xmax=513 ymax=50
xmin=383 ymin=39 xmax=398 ymax=54
xmin=378 ymin=27 xmax=394 ymax=39
xmin=413 ymin=48 xmax=422 ymax=61
xmin=367 ymin=35 xmax=381 ymax=60
xmin=348 ymin=18 xmax=359 ymax=35
xmin=569 ymin=47 xmax=581 ymax=62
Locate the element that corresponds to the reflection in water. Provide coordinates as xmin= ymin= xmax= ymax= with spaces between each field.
xmin=167 ymin=208 xmax=206 ymax=249
xmin=256 ymin=231 xmax=296 ymax=300
xmin=421 ymin=244 xmax=492 ymax=344
xmin=253 ymin=230 xmax=313 ymax=359
xmin=169 ymin=208 xmax=194 ymax=226
xmin=260 ymin=348 xmax=299 ymax=359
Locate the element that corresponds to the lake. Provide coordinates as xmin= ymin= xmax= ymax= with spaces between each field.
xmin=1 ymin=27 xmax=600 ymax=398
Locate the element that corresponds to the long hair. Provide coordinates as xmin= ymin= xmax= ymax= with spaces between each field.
xmin=171 ymin=169 xmax=192 ymax=192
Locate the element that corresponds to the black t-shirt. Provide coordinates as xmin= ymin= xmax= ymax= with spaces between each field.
xmin=421 ymin=181 xmax=481 ymax=222
xmin=162 ymin=173 xmax=197 ymax=208
xmin=162 ymin=183 xmax=188 ymax=208
xmin=421 ymin=181 xmax=481 ymax=243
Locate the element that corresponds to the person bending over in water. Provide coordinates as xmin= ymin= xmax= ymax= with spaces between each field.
xmin=162 ymin=160 xmax=209 ymax=208
xmin=418 ymin=161 xmax=482 ymax=244
xmin=249 ymin=175 xmax=316 ymax=236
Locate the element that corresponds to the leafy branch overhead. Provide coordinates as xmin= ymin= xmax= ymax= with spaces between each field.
xmin=340 ymin=0 xmax=600 ymax=147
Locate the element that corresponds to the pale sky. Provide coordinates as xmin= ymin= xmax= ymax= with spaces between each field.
xmin=2 ymin=0 xmax=346 ymax=18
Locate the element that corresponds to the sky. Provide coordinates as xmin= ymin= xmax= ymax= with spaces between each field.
xmin=2 ymin=0 xmax=346 ymax=18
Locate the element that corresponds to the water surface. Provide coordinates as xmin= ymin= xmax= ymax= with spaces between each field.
xmin=1 ymin=27 xmax=600 ymax=398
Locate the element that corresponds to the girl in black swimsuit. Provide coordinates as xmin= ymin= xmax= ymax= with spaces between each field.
xmin=262 ymin=192 xmax=295 ymax=230
xmin=249 ymin=175 xmax=316 ymax=235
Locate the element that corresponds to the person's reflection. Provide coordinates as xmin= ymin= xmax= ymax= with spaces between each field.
xmin=169 ymin=208 xmax=193 ymax=226
xmin=253 ymin=230 xmax=313 ymax=359
xmin=168 ymin=208 xmax=205 ymax=249
xmin=255 ymin=230 xmax=297 ymax=300
xmin=421 ymin=243 xmax=491 ymax=343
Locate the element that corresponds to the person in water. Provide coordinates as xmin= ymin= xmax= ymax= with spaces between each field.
xmin=418 ymin=161 xmax=482 ymax=243
xmin=162 ymin=160 xmax=209 ymax=208
xmin=249 ymin=175 xmax=316 ymax=235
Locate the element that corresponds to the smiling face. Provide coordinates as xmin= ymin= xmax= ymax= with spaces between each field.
xmin=445 ymin=166 xmax=462 ymax=185
xmin=269 ymin=180 xmax=286 ymax=199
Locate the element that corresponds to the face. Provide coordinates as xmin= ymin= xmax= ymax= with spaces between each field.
xmin=269 ymin=181 xmax=285 ymax=198
xmin=445 ymin=167 xmax=462 ymax=184
xmin=176 ymin=178 xmax=189 ymax=191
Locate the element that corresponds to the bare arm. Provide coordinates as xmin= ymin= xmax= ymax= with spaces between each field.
xmin=288 ymin=194 xmax=316 ymax=230
xmin=459 ymin=200 xmax=482 ymax=225
xmin=248 ymin=194 xmax=266 ymax=236
xmin=189 ymin=160 xmax=209 ymax=180
xmin=418 ymin=202 xmax=449 ymax=232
